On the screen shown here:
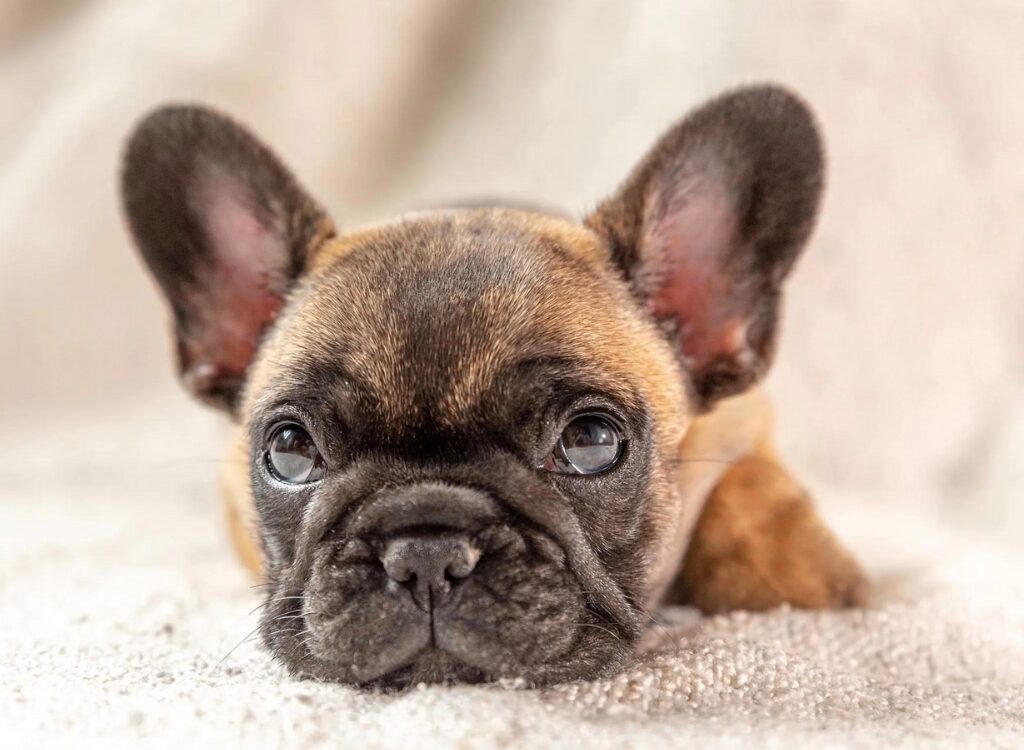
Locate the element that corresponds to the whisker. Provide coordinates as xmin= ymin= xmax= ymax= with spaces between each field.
xmin=298 ymin=635 xmax=317 ymax=655
xmin=263 ymin=625 xmax=306 ymax=640
xmin=249 ymin=594 xmax=305 ymax=616
xmin=212 ymin=622 xmax=266 ymax=672
xmin=675 ymin=457 xmax=739 ymax=467
xmin=267 ymin=613 xmax=306 ymax=626
xmin=576 ymin=622 xmax=623 ymax=643
xmin=642 ymin=609 xmax=683 ymax=652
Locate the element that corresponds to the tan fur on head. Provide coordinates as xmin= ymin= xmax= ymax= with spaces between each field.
xmin=246 ymin=208 xmax=688 ymax=451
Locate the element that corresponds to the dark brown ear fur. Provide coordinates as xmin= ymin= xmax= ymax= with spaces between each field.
xmin=586 ymin=84 xmax=824 ymax=408
xmin=121 ymin=105 xmax=333 ymax=412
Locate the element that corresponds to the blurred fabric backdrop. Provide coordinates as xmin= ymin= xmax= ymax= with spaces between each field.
xmin=1 ymin=0 xmax=1022 ymax=539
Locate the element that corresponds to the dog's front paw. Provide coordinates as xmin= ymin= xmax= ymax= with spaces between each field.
xmin=670 ymin=454 xmax=869 ymax=614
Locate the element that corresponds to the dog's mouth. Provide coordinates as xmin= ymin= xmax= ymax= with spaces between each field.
xmin=260 ymin=522 xmax=634 ymax=688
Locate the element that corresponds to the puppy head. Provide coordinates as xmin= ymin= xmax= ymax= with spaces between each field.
xmin=121 ymin=85 xmax=822 ymax=687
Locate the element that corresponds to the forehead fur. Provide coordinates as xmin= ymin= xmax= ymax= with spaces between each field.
xmin=244 ymin=208 xmax=688 ymax=446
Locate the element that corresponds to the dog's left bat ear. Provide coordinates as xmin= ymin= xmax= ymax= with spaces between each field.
xmin=121 ymin=105 xmax=334 ymax=413
xmin=587 ymin=84 xmax=824 ymax=408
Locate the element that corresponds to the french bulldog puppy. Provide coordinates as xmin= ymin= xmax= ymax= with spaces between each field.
xmin=121 ymin=84 xmax=866 ymax=688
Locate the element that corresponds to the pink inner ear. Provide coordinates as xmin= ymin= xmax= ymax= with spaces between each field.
xmin=185 ymin=171 xmax=286 ymax=383
xmin=644 ymin=177 xmax=751 ymax=372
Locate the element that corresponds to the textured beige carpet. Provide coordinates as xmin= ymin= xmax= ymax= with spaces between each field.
xmin=2 ymin=402 xmax=1023 ymax=748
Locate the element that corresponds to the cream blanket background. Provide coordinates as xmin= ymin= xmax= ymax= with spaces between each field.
xmin=1 ymin=1 xmax=1022 ymax=747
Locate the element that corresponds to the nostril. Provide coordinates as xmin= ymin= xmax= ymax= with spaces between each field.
xmin=381 ymin=553 xmax=412 ymax=584
xmin=445 ymin=545 xmax=480 ymax=580
xmin=380 ymin=533 xmax=480 ymax=605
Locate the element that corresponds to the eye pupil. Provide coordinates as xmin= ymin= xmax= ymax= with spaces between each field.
xmin=550 ymin=414 xmax=622 ymax=475
xmin=267 ymin=424 xmax=324 ymax=484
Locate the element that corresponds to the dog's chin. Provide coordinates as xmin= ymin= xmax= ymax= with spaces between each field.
xmin=328 ymin=649 xmax=489 ymax=689
xmin=280 ymin=632 xmax=630 ymax=690
xmin=336 ymin=638 xmax=630 ymax=690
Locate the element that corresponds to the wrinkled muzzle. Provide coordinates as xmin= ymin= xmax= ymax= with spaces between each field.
xmin=261 ymin=479 xmax=638 ymax=688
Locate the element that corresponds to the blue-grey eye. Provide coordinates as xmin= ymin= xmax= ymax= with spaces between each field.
xmin=546 ymin=414 xmax=623 ymax=475
xmin=267 ymin=423 xmax=325 ymax=484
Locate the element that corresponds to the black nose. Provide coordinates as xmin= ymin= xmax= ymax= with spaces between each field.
xmin=381 ymin=533 xmax=480 ymax=609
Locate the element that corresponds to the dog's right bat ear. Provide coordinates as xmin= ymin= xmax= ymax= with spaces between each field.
xmin=121 ymin=105 xmax=334 ymax=413
xmin=586 ymin=85 xmax=824 ymax=409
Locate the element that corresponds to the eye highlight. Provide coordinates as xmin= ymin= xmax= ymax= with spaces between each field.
xmin=544 ymin=413 xmax=624 ymax=476
xmin=266 ymin=423 xmax=325 ymax=484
